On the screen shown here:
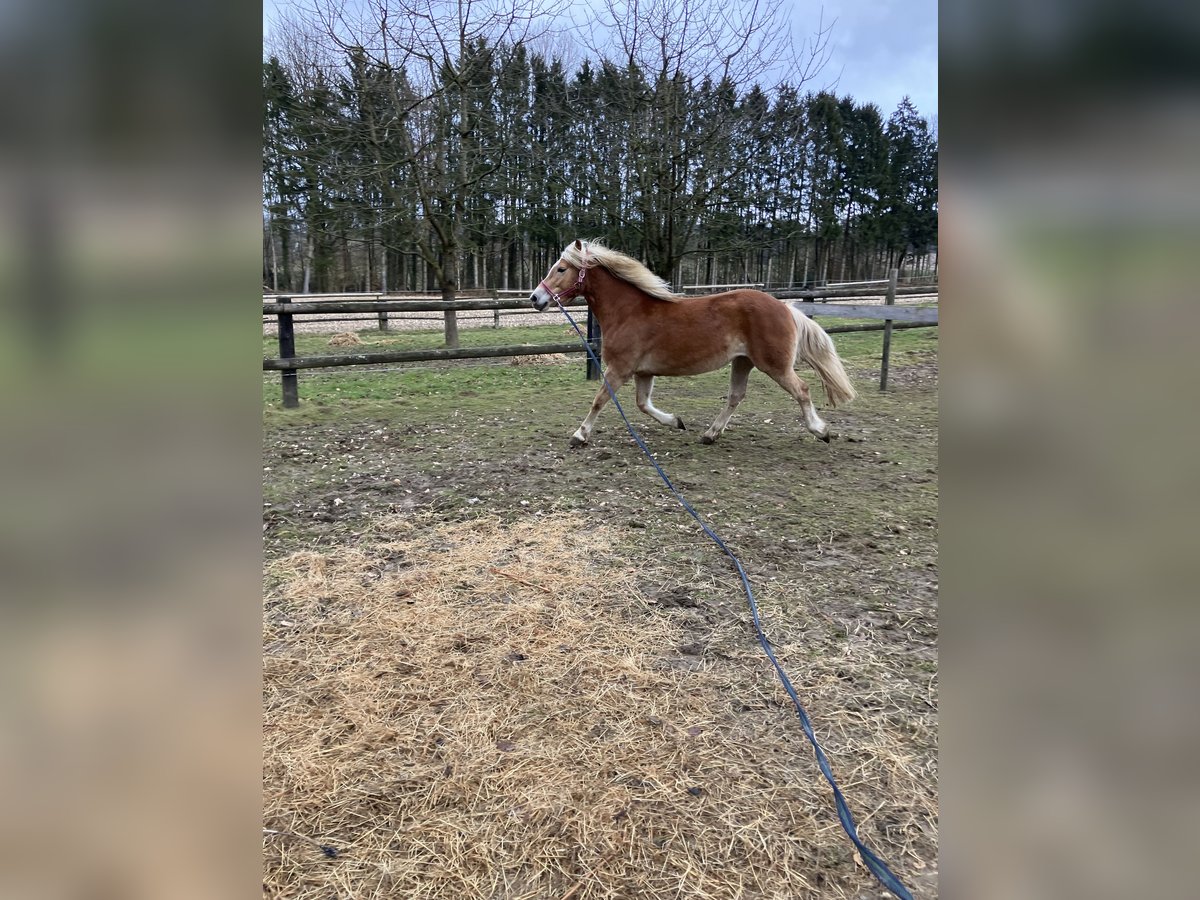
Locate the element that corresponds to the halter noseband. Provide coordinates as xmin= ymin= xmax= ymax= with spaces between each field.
xmin=537 ymin=248 xmax=589 ymax=305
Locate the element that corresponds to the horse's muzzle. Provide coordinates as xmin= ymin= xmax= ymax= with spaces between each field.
xmin=531 ymin=294 xmax=549 ymax=312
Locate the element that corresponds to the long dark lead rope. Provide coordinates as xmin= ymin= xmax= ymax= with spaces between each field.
xmin=553 ymin=297 xmax=915 ymax=900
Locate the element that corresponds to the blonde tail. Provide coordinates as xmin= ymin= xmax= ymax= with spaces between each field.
xmin=791 ymin=306 xmax=857 ymax=407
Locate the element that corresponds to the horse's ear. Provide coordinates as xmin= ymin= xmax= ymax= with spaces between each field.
xmin=574 ymin=239 xmax=583 ymax=251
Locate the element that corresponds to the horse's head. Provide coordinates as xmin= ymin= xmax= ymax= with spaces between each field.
xmin=531 ymin=240 xmax=588 ymax=311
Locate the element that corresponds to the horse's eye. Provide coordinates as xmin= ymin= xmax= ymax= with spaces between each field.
xmin=557 ymin=267 xmax=566 ymax=273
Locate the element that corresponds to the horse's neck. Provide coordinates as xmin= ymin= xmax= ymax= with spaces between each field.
xmin=586 ymin=268 xmax=648 ymax=326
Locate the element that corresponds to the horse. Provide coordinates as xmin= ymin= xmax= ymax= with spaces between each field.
xmin=530 ymin=239 xmax=857 ymax=448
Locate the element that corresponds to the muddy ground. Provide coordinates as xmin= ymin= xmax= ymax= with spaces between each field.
xmin=263 ymin=331 xmax=938 ymax=897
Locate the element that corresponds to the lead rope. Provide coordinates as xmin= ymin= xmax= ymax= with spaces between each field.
xmin=550 ymin=288 xmax=915 ymax=900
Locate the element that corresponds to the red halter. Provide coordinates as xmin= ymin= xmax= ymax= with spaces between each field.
xmin=536 ymin=250 xmax=589 ymax=305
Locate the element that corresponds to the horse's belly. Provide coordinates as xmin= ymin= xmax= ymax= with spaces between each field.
xmin=640 ymin=342 xmax=743 ymax=376
xmin=645 ymin=361 xmax=715 ymax=376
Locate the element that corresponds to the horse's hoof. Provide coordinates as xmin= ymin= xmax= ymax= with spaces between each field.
xmin=700 ymin=433 xmax=716 ymax=445
xmin=569 ymin=435 xmax=587 ymax=449
xmin=676 ymin=417 xmax=687 ymax=431
xmin=818 ymin=431 xmax=831 ymax=443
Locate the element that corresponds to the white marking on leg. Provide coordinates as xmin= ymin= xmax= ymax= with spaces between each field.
xmin=572 ymin=368 xmax=630 ymax=444
xmin=636 ymin=375 xmax=679 ymax=428
xmin=576 ymin=403 xmax=603 ymax=441
xmin=804 ymin=402 xmax=828 ymax=435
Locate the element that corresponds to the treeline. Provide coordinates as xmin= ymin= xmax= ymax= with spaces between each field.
xmin=263 ymin=42 xmax=937 ymax=302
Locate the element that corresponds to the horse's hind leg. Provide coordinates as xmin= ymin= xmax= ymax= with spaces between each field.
xmin=702 ymin=357 xmax=754 ymax=444
xmin=635 ymin=375 xmax=686 ymax=431
xmin=571 ymin=367 xmax=631 ymax=447
xmin=766 ymin=369 xmax=831 ymax=442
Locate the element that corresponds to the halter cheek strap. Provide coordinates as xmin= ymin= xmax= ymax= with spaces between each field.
xmin=537 ymin=249 xmax=589 ymax=304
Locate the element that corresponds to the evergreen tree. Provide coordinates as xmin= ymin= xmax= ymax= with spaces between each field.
xmin=262 ymin=8 xmax=938 ymax=296
xmin=882 ymin=96 xmax=938 ymax=271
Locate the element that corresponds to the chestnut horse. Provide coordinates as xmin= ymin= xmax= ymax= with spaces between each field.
xmin=531 ymin=239 xmax=857 ymax=447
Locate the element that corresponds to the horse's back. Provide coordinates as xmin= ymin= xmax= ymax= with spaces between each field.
xmin=697 ymin=289 xmax=797 ymax=346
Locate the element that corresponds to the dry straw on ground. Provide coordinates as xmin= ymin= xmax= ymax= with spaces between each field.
xmin=263 ymin=516 xmax=937 ymax=899
xmin=508 ymin=353 xmax=571 ymax=367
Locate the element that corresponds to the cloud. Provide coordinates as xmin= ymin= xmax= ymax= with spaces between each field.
xmin=796 ymin=0 xmax=938 ymax=115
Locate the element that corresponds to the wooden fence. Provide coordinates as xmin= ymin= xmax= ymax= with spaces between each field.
xmin=263 ymin=271 xmax=936 ymax=408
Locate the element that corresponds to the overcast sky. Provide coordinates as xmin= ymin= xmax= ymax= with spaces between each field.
xmin=264 ymin=0 xmax=937 ymax=120
xmin=802 ymin=0 xmax=937 ymax=119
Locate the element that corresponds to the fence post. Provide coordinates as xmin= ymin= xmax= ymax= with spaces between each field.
xmin=879 ymin=268 xmax=898 ymax=391
xmin=378 ymin=308 xmax=389 ymax=331
xmin=586 ymin=307 xmax=602 ymax=380
xmin=277 ymin=296 xmax=299 ymax=408
xmin=492 ymin=290 xmax=500 ymax=328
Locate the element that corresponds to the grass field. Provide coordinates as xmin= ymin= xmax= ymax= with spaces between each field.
xmin=263 ymin=321 xmax=939 ymax=898
xmin=262 ymin=321 xmax=934 ymax=419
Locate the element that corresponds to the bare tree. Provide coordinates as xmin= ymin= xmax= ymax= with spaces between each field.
xmin=263 ymin=3 xmax=936 ymax=300
xmin=285 ymin=0 xmax=566 ymax=347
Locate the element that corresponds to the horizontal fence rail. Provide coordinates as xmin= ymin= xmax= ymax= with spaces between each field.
xmin=798 ymin=303 xmax=938 ymax=323
xmin=263 ymin=342 xmax=589 ymax=371
xmin=263 ymin=298 xmax=542 ymax=315
xmin=260 ymin=321 xmax=934 ymax=372
xmin=261 ymin=321 xmax=933 ymax=369
xmin=775 ymin=285 xmax=937 ymax=300
xmin=263 ymin=287 xmax=935 ymax=315
xmin=264 ymin=276 xmax=935 ymax=407
xmin=262 ymin=290 xmax=531 ymax=301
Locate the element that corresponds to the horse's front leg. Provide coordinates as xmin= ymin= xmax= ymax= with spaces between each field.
xmin=571 ymin=367 xmax=631 ymax=447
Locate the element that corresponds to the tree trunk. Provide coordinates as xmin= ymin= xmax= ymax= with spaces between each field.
xmin=341 ymin=227 xmax=353 ymax=290
xmin=440 ymin=246 xmax=460 ymax=348
xmin=365 ymin=231 xmax=373 ymax=292
xmin=380 ymin=237 xmax=389 ymax=293
xmin=269 ymin=215 xmax=279 ymax=291
xmin=278 ymin=218 xmax=292 ymax=291
xmin=441 ymin=284 xmax=460 ymax=347
xmin=302 ymin=231 xmax=313 ymax=294
xmin=263 ymin=222 xmax=271 ymax=286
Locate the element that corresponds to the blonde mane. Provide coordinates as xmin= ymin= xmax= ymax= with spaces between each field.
xmin=560 ymin=240 xmax=680 ymax=302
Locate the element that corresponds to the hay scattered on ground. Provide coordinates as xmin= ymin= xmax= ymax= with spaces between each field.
xmin=327 ymin=332 xmax=364 ymax=347
xmin=263 ymin=516 xmax=937 ymax=898
xmin=508 ymin=353 xmax=571 ymax=367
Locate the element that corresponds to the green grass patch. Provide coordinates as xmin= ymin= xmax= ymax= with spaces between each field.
xmin=263 ymin=321 xmax=937 ymax=426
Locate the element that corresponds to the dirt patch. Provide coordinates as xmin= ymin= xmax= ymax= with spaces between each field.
xmin=264 ymin=517 xmax=936 ymax=899
xmin=874 ymin=356 xmax=939 ymax=391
